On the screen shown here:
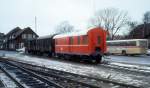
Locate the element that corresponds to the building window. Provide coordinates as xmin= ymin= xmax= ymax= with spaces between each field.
xmin=28 ymin=34 xmax=32 ymax=39
xmin=33 ymin=35 xmax=36 ymax=38
xmin=22 ymin=34 xmax=26 ymax=39
xmin=22 ymin=35 xmax=24 ymax=39
xmin=12 ymin=34 xmax=15 ymax=38
xmin=64 ymin=38 xmax=67 ymax=44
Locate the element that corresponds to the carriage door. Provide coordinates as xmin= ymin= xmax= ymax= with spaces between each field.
xmin=93 ymin=32 xmax=103 ymax=52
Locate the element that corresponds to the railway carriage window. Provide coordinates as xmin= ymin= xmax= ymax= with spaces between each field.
xmin=69 ymin=37 xmax=73 ymax=44
xmin=77 ymin=36 xmax=80 ymax=44
xmin=63 ymin=39 xmax=65 ymax=44
xmin=64 ymin=38 xmax=66 ymax=44
xmin=66 ymin=38 xmax=68 ymax=44
xmin=83 ymin=35 xmax=88 ymax=44
xmin=97 ymin=36 xmax=101 ymax=45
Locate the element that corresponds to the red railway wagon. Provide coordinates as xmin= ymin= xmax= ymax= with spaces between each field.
xmin=54 ymin=27 xmax=107 ymax=63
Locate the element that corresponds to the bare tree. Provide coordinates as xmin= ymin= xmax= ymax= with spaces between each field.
xmin=127 ymin=21 xmax=138 ymax=33
xmin=143 ymin=11 xmax=150 ymax=23
xmin=89 ymin=8 xmax=129 ymax=40
xmin=55 ymin=21 xmax=74 ymax=34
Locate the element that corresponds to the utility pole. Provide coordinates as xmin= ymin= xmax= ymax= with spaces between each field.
xmin=35 ymin=16 xmax=37 ymax=33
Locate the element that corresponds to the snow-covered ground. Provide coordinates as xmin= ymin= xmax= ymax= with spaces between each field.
xmin=0 ymin=71 xmax=17 ymax=88
xmin=0 ymin=50 xmax=150 ymax=87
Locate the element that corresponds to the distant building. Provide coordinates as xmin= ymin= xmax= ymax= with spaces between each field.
xmin=0 ymin=32 xmax=5 ymax=49
xmin=128 ymin=23 xmax=150 ymax=48
xmin=3 ymin=27 xmax=38 ymax=50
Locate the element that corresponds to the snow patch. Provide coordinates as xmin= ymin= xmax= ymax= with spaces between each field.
xmin=0 ymin=50 xmax=149 ymax=87
xmin=0 ymin=72 xmax=17 ymax=88
xmin=110 ymin=62 xmax=150 ymax=72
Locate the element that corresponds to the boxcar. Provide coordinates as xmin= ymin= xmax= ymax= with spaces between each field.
xmin=54 ymin=27 xmax=107 ymax=63
xmin=25 ymin=39 xmax=36 ymax=53
xmin=25 ymin=35 xmax=55 ymax=56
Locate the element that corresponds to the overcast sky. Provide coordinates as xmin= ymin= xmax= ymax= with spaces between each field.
xmin=0 ymin=0 xmax=150 ymax=36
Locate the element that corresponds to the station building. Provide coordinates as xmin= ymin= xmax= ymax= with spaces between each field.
xmin=3 ymin=27 xmax=38 ymax=50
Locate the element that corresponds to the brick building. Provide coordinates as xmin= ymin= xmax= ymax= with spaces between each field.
xmin=128 ymin=23 xmax=150 ymax=48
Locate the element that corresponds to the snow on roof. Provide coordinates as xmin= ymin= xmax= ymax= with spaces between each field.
xmin=53 ymin=29 xmax=89 ymax=39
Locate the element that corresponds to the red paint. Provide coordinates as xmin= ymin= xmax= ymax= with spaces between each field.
xmin=55 ymin=27 xmax=107 ymax=56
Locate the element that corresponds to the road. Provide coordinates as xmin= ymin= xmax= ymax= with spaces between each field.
xmin=108 ymin=55 xmax=150 ymax=65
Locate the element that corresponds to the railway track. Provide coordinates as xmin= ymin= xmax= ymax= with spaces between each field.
xmin=0 ymin=61 xmax=63 ymax=88
xmin=0 ymin=71 xmax=6 ymax=88
xmin=0 ymin=60 xmax=103 ymax=88
xmin=1 ymin=58 xmax=142 ymax=88
xmin=100 ymin=62 xmax=150 ymax=76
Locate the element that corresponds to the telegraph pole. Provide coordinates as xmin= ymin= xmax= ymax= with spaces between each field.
xmin=35 ymin=16 xmax=37 ymax=33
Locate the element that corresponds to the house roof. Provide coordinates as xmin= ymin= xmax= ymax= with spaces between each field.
xmin=6 ymin=27 xmax=21 ymax=36
xmin=129 ymin=23 xmax=150 ymax=38
xmin=133 ymin=23 xmax=150 ymax=31
xmin=0 ymin=33 xmax=5 ymax=37
xmin=5 ymin=27 xmax=38 ymax=39
xmin=14 ymin=27 xmax=38 ymax=39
